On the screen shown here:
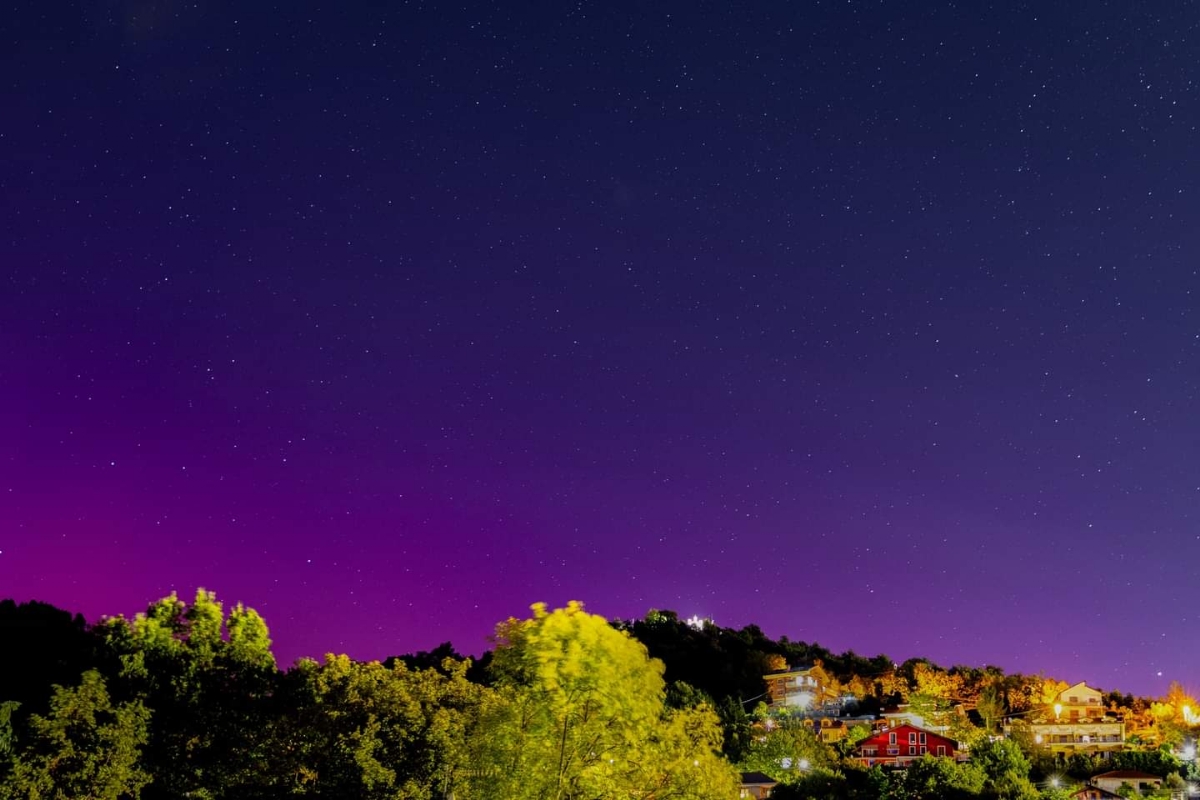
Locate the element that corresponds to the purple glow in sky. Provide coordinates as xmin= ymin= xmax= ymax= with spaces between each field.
xmin=3 ymin=1 xmax=1199 ymax=696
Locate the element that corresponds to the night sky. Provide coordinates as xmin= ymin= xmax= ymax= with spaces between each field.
xmin=3 ymin=1 xmax=1198 ymax=696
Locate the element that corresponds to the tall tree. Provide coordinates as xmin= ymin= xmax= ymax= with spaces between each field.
xmin=977 ymin=684 xmax=1007 ymax=733
xmin=96 ymin=589 xmax=279 ymax=799
xmin=467 ymin=601 xmax=738 ymax=800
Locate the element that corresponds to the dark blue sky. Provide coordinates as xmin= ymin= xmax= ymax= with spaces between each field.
xmin=3 ymin=1 xmax=1198 ymax=695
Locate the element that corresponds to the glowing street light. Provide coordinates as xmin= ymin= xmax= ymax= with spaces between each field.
xmin=1054 ymin=703 xmax=1063 ymax=721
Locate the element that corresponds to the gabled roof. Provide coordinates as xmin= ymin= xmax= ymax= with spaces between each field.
xmin=739 ymin=771 xmax=777 ymax=786
xmin=1092 ymin=770 xmax=1162 ymax=781
xmin=1070 ymin=787 xmax=1121 ymax=800
xmin=858 ymin=722 xmax=957 ymax=748
xmin=1060 ymin=681 xmax=1101 ymax=695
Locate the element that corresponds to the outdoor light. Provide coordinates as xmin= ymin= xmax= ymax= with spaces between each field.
xmin=1054 ymin=703 xmax=1063 ymax=721
xmin=798 ymin=759 xmax=810 ymax=771
xmin=1035 ymin=734 xmax=1043 ymax=744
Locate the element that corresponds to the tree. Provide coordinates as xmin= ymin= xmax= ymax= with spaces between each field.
xmin=467 ymin=601 xmax=739 ymax=800
xmin=739 ymin=714 xmax=835 ymax=782
xmin=96 ymin=589 xmax=279 ymax=799
xmin=0 ymin=702 xmax=17 ymax=782
xmin=970 ymin=737 xmax=1039 ymax=800
xmin=0 ymin=601 xmax=98 ymax=718
xmin=897 ymin=755 xmax=986 ymax=800
xmin=977 ymin=684 xmax=1006 ymax=733
xmin=265 ymin=653 xmax=484 ymax=799
xmin=0 ymin=671 xmax=150 ymax=800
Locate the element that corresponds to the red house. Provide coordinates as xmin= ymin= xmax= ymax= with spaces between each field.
xmin=854 ymin=723 xmax=957 ymax=767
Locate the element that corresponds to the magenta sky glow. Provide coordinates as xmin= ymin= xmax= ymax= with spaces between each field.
xmin=3 ymin=1 xmax=1199 ymax=696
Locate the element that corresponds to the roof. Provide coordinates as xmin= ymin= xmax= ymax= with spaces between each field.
xmin=1092 ymin=770 xmax=1162 ymax=780
xmin=1070 ymin=788 xmax=1122 ymax=799
xmin=739 ymin=771 xmax=778 ymax=786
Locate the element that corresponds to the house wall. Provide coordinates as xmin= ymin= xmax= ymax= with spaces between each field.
xmin=856 ymin=724 xmax=956 ymax=766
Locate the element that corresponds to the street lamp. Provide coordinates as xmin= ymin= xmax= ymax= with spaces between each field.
xmin=1054 ymin=703 xmax=1063 ymax=721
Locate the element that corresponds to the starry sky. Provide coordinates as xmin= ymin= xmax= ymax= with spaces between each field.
xmin=3 ymin=1 xmax=1198 ymax=696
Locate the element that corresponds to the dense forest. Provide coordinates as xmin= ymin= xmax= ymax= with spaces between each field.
xmin=1 ymin=592 xmax=1196 ymax=799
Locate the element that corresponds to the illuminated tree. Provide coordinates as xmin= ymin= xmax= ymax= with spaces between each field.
xmin=977 ymin=684 xmax=1006 ymax=733
xmin=467 ymin=601 xmax=738 ymax=800
xmin=96 ymin=589 xmax=279 ymax=799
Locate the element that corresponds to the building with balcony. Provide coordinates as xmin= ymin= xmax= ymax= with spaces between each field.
xmin=763 ymin=662 xmax=840 ymax=713
xmin=1020 ymin=681 xmax=1125 ymax=758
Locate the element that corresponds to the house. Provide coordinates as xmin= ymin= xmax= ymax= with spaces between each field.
xmin=763 ymin=662 xmax=840 ymax=713
xmin=879 ymin=704 xmax=950 ymax=734
xmin=854 ymin=723 xmax=957 ymax=767
xmin=738 ymin=771 xmax=777 ymax=799
xmin=1054 ymin=682 xmax=1108 ymax=722
xmin=805 ymin=715 xmax=876 ymax=744
xmin=1024 ymin=681 xmax=1125 ymax=758
xmin=1090 ymin=770 xmax=1163 ymax=795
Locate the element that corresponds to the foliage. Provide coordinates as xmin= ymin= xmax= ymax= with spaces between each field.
xmin=977 ymin=685 xmax=1006 ymax=733
xmin=0 ymin=600 xmax=99 ymax=719
xmin=739 ymin=714 xmax=836 ymax=782
xmin=96 ymin=589 xmax=278 ymax=799
xmin=0 ymin=671 xmax=150 ymax=800
xmin=969 ymin=738 xmax=1039 ymax=800
xmin=469 ymin=601 xmax=739 ymax=799
xmin=265 ymin=654 xmax=483 ymax=799
xmin=897 ymin=755 xmax=987 ymax=800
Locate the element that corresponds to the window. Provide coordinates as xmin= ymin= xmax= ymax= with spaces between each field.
xmin=889 ymin=732 xmax=896 ymax=744
xmin=863 ymin=747 xmax=877 ymax=756
xmin=887 ymin=746 xmax=899 ymax=755
xmin=937 ymin=746 xmax=946 ymax=756
xmin=909 ymin=746 xmax=916 ymax=755
xmin=908 ymin=732 xmax=916 ymax=744
xmin=919 ymin=733 xmax=926 ymax=744
xmin=920 ymin=746 xmax=927 ymax=755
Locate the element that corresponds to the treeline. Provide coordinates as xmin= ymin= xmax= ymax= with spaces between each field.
xmin=0 ymin=593 xmax=735 ymax=799
xmin=1 ymin=594 xmax=1197 ymax=800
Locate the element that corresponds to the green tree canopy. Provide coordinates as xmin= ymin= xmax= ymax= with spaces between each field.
xmin=0 ymin=671 xmax=150 ymax=800
xmin=468 ymin=601 xmax=739 ymax=800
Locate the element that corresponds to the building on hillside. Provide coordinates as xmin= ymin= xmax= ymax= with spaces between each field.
xmin=803 ymin=715 xmax=876 ymax=744
xmin=762 ymin=662 xmax=841 ymax=714
xmin=878 ymin=704 xmax=950 ymax=734
xmin=1054 ymin=682 xmax=1107 ymax=721
xmin=1014 ymin=681 xmax=1125 ymax=758
xmin=854 ymin=723 xmax=958 ymax=767
xmin=1090 ymin=771 xmax=1163 ymax=795
xmin=738 ymin=771 xmax=777 ymax=798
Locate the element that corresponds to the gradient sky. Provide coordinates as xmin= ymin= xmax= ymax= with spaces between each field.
xmin=3 ymin=1 xmax=1198 ymax=697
